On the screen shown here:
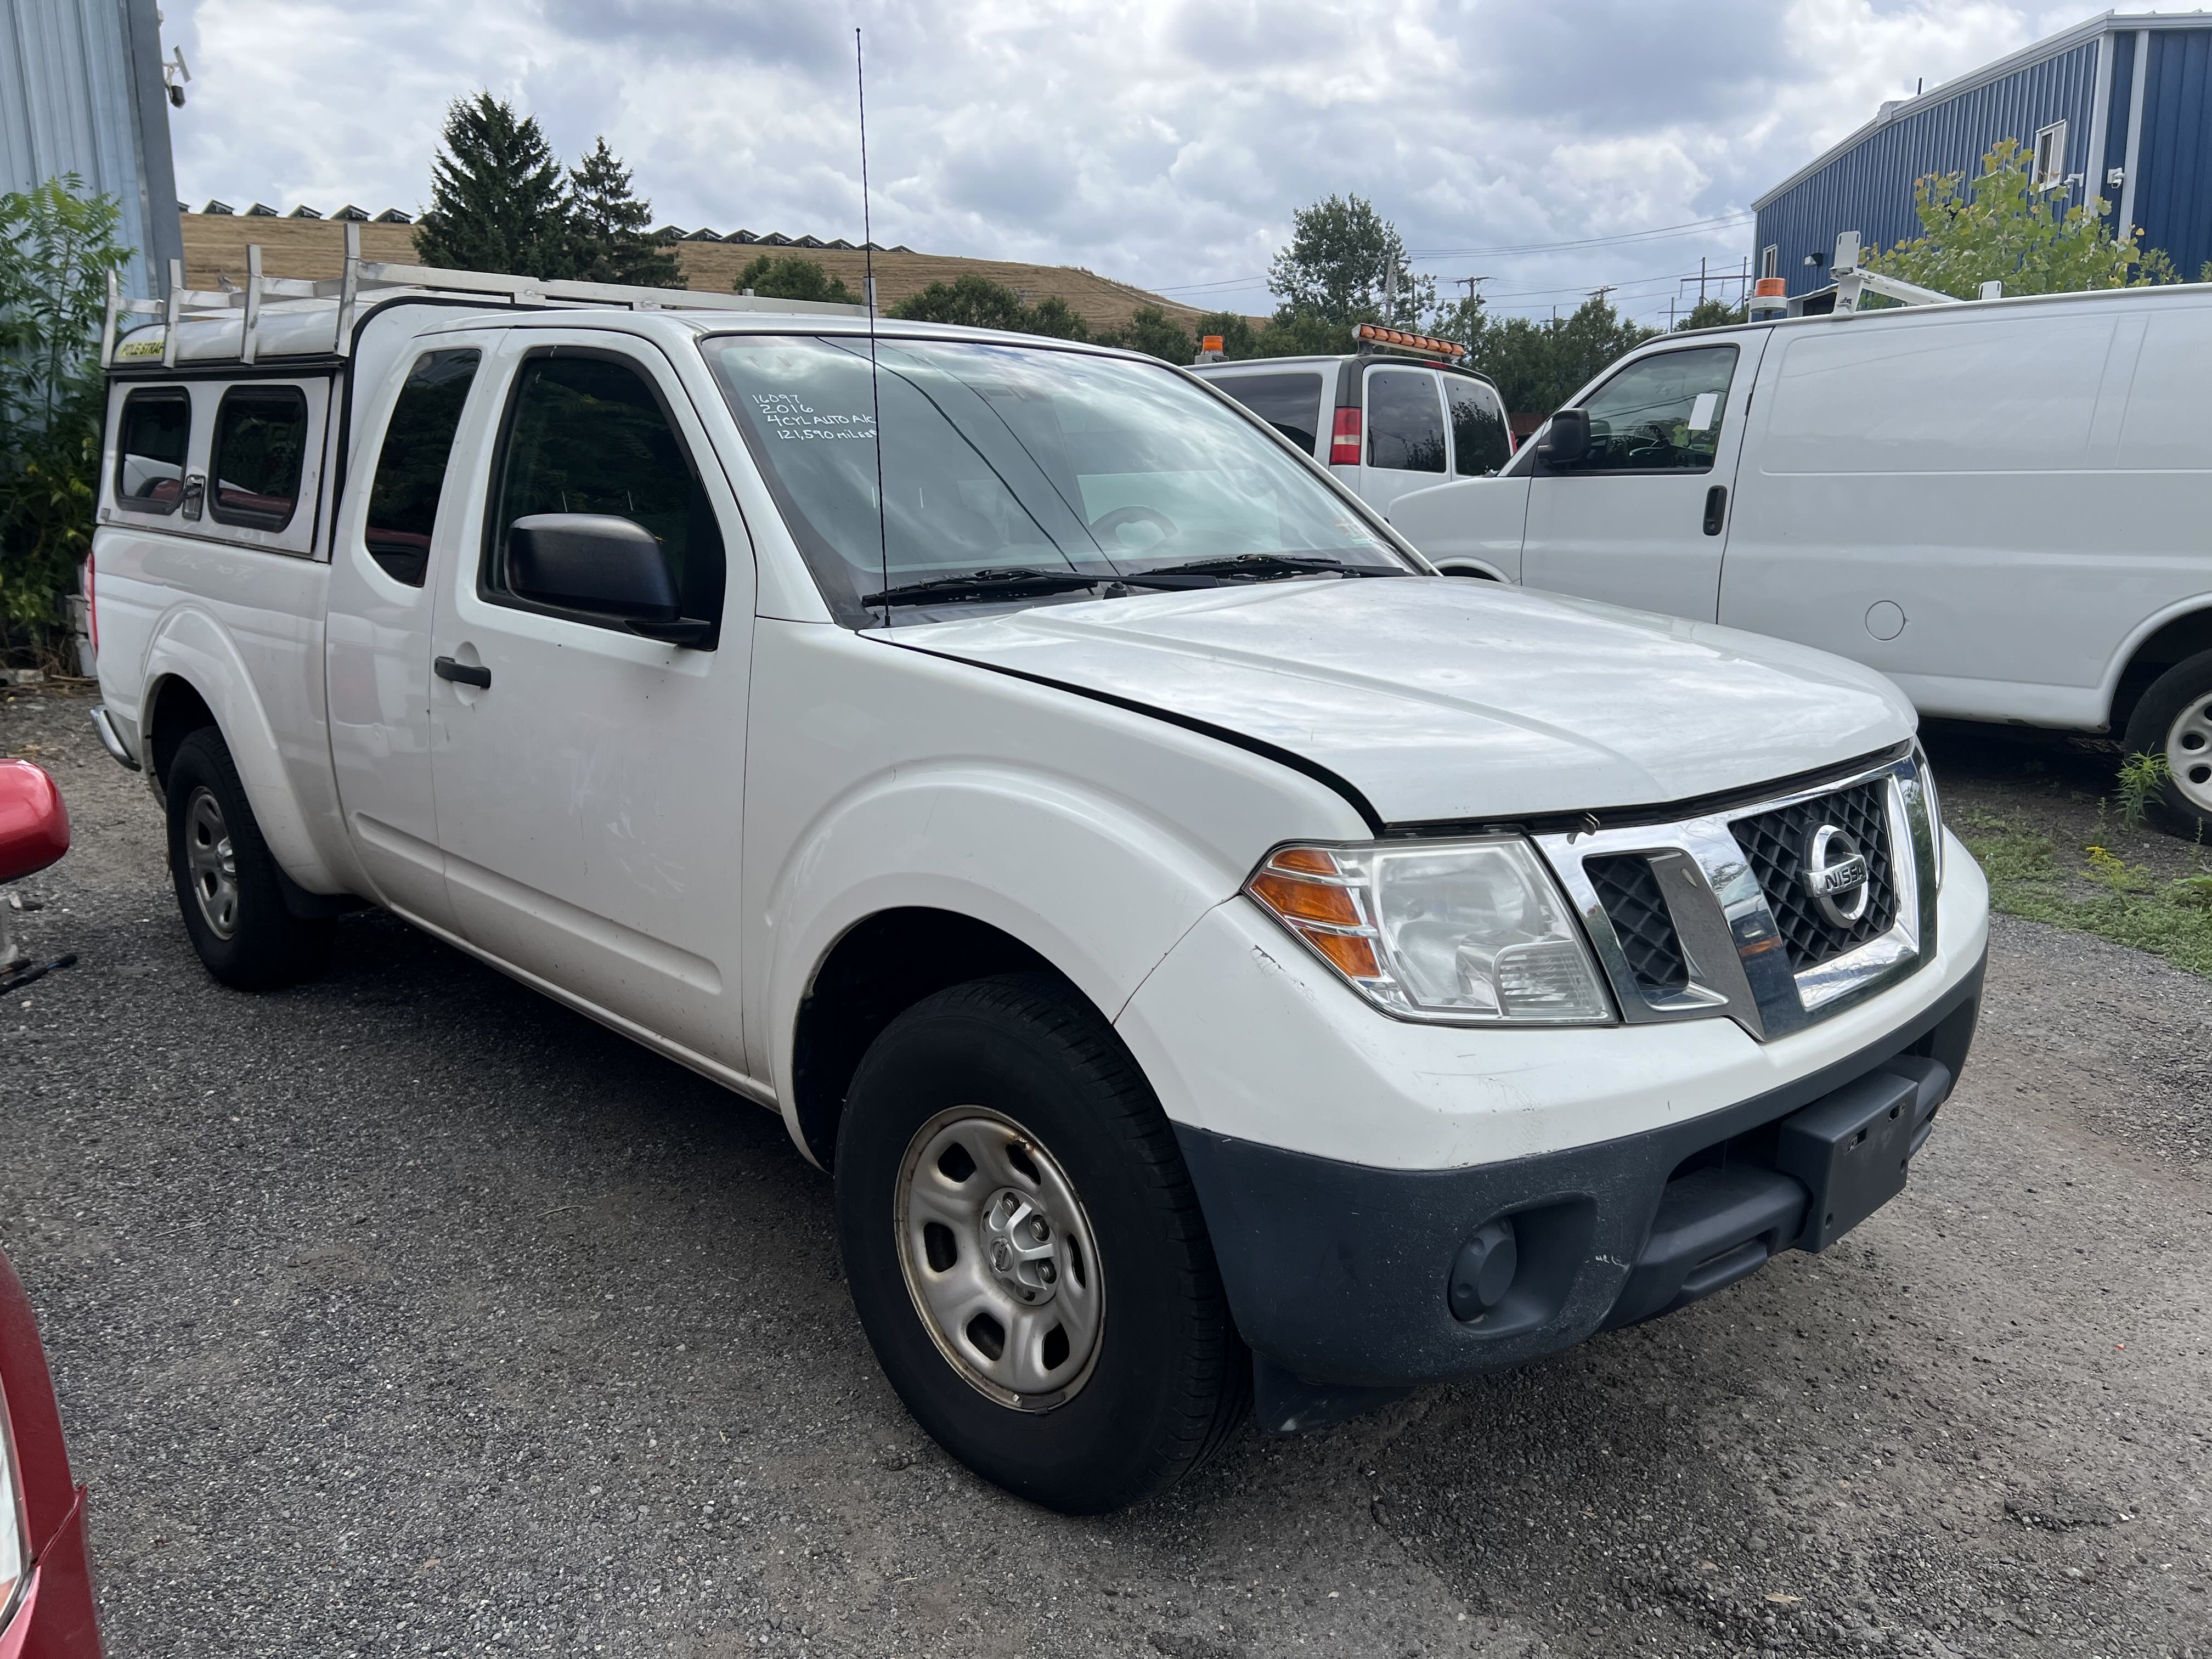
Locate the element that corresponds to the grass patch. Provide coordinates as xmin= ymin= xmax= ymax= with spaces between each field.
xmin=1962 ymin=811 xmax=2212 ymax=978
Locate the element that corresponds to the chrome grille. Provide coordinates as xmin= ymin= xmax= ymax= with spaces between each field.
xmin=1729 ymin=781 xmax=1899 ymax=972
xmin=1534 ymin=753 xmax=1937 ymax=1044
xmin=1586 ymin=855 xmax=1688 ymax=995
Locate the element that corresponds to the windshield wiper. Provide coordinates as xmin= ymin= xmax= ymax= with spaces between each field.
xmin=862 ymin=567 xmax=1110 ymax=607
xmin=1136 ymin=552 xmax=1398 ymax=582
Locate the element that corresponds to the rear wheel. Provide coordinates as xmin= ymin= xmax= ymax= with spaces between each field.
xmin=2124 ymin=650 xmax=2212 ymax=839
xmin=834 ymin=973 xmax=1248 ymax=1513
xmin=166 ymin=728 xmax=330 ymax=989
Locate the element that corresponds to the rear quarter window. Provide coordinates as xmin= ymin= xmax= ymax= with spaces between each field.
xmin=210 ymin=385 xmax=311 ymax=530
xmin=1206 ymin=371 xmax=1326 ymax=454
xmin=114 ymin=387 xmax=191 ymax=513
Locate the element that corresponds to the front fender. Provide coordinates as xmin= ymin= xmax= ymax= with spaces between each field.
xmin=763 ymin=760 xmax=1243 ymax=1139
xmin=142 ymin=605 xmax=341 ymax=893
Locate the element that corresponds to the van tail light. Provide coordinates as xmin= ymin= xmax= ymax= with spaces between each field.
xmin=83 ymin=551 xmax=97 ymax=658
xmin=1330 ymin=407 xmax=1362 ymax=465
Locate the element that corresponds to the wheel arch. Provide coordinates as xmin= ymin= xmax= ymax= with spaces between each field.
xmin=138 ymin=607 xmax=341 ymax=890
xmin=2106 ymin=602 xmax=2212 ymax=736
xmin=789 ymin=907 xmax=1078 ymax=1169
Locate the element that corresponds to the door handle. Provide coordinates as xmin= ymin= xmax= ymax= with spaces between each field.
xmin=1702 ymin=485 xmax=1728 ymax=537
xmin=434 ymin=656 xmax=491 ymax=689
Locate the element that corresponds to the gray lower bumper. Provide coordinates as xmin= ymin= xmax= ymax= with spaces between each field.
xmin=89 ymin=705 xmax=139 ymax=771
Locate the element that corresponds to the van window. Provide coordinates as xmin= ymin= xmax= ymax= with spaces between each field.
xmin=209 ymin=386 xmax=309 ymax=530
xmin=1208 ymin=372 xmax=1325 ymax=454
xmin=1366 ymin=369 xmax=1446 ymax=472
xmin=364 ymin=349 xmax=481 ymax=586
xmin=114 ymin=388 xmax=191 ymax=513
xmin=2117 ymin=309 xmax=2212 ymax=469
xmin=1762 ymin=317 xmax=2111 ymax=475
xmin=1573 ymin=347 xmax=1738 ymax=474
xmin=1446 ymin=376 xmax=1510 ymax=475
xmin=485 ymin=353 xmax=725 ymax=635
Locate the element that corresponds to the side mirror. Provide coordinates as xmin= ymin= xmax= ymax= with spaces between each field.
xmin=507 ymin=514 xmax=679 ymax=623
xmin=0 ymin=760 xmax=69 ymax=884
xmin=1537 ymin=408 xmax=1591 ymax=467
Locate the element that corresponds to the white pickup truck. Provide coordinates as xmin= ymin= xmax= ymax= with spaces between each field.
xmin=86 ymin=248 xmax=1988 ymax=1514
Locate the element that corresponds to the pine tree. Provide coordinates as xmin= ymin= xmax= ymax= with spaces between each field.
xmin=416 ymin=93 xmax=572 ymax=280
xmin=568 ymin=138 xmax=684 ymax=289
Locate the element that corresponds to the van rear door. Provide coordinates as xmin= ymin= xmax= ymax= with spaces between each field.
xmin=1358 ymin=364 xmax=1450 ymax=511
xmin=1520 ymin=337 xmax=1764 ymax=618
xmin=1199 ymin=368 xmax=1329 ymax=461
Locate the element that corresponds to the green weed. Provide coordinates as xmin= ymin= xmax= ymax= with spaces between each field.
xmin=1961 ymin=811 xmax=2212 ymax=978
xmin=2115 ymin=751 xmax=2171 ymax=831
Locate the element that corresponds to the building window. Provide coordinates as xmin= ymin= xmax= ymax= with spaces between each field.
xmin=1760 ymin=245 xmax=1779 ymax=280
xmin=2033 ymin=121 xmax=2068 ymax=190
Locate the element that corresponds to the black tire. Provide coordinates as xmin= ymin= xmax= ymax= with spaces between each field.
xmin=2123 ymin=649 xmax=2212 ymax=840
xmin=165 ymin=727 xmax=330 ymax=989
xmin=834 ymin=973 xmax=1248 ymax=1513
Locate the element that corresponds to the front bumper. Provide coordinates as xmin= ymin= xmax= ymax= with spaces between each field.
xmin=1115 ymin=830 xmax=1990 ymax=1429
xmin=1176 ymin=957 xmax=1980 ymax=1427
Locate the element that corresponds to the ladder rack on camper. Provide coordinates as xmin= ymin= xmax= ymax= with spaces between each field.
xmin=101 ymin=221 xmax=866 ymax=370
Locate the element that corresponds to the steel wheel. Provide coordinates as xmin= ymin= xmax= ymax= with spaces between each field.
xmin=894 ymin=1105 xmax=1104 ymax=1412
xmin=2164 ymin=693 xmax=2212 ymax=815
xmin=184 ymin=786 xmax=240 ymax=939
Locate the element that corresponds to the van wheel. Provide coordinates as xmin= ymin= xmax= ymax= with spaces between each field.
xmin=166 ymin=728 xmax=330 ymax=989
xmin=2124 ymin=650 xmax=2212 ymax=839
xmin=834 ymin=973 xmax=1248 ymax=1514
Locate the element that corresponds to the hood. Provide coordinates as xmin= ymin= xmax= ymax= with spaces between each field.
xmin=895 ymin=577 xmax=1915 ymax=826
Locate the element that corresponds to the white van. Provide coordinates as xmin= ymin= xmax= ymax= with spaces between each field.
xmin=1191 ymin=348 xmax=1511 ymax=514
xmin=1387 ymin=285 xmax=2212 ymax=836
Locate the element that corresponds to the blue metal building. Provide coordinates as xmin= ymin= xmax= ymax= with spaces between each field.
xmin=1754 ymin=12 xmax=2212 ymax=298
xmin=1 ymin=0 xmax=184 ymax=298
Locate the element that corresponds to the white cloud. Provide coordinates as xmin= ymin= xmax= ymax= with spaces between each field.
xmin=162 ymin=0 xmax=2078 ymax=328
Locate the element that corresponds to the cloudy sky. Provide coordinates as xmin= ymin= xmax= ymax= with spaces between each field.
xmin=162 ymin=0 xmax=2094 ymax=329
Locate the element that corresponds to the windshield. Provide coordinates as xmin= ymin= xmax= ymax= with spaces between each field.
xmin=703 ymin=334 xmax=1410 ymax=625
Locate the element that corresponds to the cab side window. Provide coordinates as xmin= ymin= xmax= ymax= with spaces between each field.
xmin=114 ymin=388 xmax=191 ymax=513
xmin=1573 ymin=346 xmax=1739 ymax=475
xmin=484 ymin=353 xmax=725 ymax=635
xmin=209 ymin=386 xmax=309 ymax=529
xmin=1447 ymin=376 xmax=1510 ymax=476
xmin=1366 ymin=370 xmax=1446 ymax=472
xmin=364 ymin=349 xmax=482 ymax=586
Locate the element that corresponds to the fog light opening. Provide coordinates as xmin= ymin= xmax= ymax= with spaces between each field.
xmin=1448 ymin=1218 xmax=1520 ymax=1323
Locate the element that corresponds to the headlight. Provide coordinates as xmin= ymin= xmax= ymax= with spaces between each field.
xmin=1913 ymin=740 xmax=1944 ymax=887
xmin=1244 ymin=838 xmax=1616 ymax=1024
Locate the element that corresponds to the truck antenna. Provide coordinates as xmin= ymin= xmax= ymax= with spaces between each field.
xmin=857 ymin=26 xmax=888 ymax=625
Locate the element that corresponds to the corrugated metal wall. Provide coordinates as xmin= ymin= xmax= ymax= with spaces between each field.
xmin=1754 ymin=40 xmax=2102 ymax=296
xmin=2134 ymin=29 xmax=2212 ymax=280
xmin=0 ymin=0 xmax=180 ymax=296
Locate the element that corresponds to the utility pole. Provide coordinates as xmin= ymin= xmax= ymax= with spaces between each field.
xmin=1699 ymin=256 xmax=1708 ymax=305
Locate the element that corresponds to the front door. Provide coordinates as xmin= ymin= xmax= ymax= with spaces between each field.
xmin=1521 ymin=340 xmax=1761 ymax=620
xmin=427 ymin=332 xmax=753 ymax=1068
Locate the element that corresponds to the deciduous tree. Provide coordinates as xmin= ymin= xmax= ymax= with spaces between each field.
xmin=1866 ymin=138 xmax=2176 ymax=296
xmin=736 ymin=255 xmax=858 ymax=306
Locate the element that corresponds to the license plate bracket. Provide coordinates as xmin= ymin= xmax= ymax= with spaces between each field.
xmin=1774 ymin=1068 xmax=1918 ymax=1251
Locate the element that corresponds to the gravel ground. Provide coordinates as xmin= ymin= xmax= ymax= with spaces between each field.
xmin=4 ymin=682 xmax=2210 ymax=1658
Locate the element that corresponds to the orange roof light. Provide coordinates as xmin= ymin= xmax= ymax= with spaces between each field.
xmin=1356 ymin=322 xmax=1466 ymax=359
xmin=1754 ymin=277 xmax=1787 ymax=297
xmin=1200 ymin=334 xmax=1224 ymax=352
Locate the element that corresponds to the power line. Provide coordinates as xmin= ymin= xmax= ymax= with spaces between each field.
xmin=1150 ymin=211 xmax=1757 ymax=295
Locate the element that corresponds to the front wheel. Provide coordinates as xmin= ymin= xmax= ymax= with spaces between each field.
xmin=166 ymin=728 xmax=330 ymax=989
xmin=2123 ymin=649 xmax=2212 ymax=839
xmin=834 ymin=974 xmax=1248 ymax=1513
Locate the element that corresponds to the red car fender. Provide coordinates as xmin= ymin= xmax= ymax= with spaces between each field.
xmin=0 ymin=1257 xmax=101 ymax=1657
